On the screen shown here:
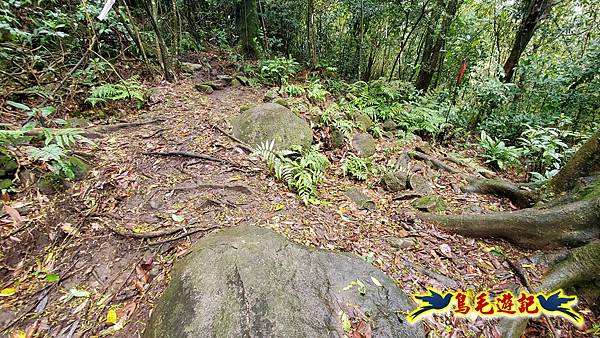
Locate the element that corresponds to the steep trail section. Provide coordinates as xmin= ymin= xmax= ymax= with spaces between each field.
xmin=0 ymin=80 xmax=593 ymax=337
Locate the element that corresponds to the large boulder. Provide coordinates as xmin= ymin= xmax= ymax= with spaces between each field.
xmin=231 ymin=103 xmax=313 ymax=150
xmin=145 ymin=225 xmax=424 ymax=338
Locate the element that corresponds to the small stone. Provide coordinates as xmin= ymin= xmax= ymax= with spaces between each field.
xmin=382 ymin=171 xmax=408 ymax=192
xmin=411 ymin=195 xmax=447 ymax=212
xmin=382 ymin=119 xmax=397 ymax=131
xmin=235 ymin=75 xmax=250 ymax=85
xmin=351 ymin=133 xmax=376 ymax=157
xmin=195 ymin=84 xmax=213 ymax=94
xmin=274 ymin=98 xmax=290 ymax=108
xmin=263 ymin=88 xmax=279 ymax=102
xmin=386 ymin=236 xmax=418 ymax=249
xmin=231 ymin=78 xmax=241 ymax=87
xmin=346 ymin=188 xmax=376 ymax=210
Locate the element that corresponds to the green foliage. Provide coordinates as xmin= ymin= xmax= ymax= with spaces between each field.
xmin=341 ymin=155 xmax=372 ymax=181
xmin=0 ymin=126 xmax=94 ymax=185
xmin=306 ymin=81 xmax=329 ymax=103
xmin=283 ymin=82 xmax=305 ymax=97
xmin=253 ymin=141 xmax=330 ymax=204
xmin=259 ymin=56 xmax=300 ymax=84
xmin=479 ymin=131 xmax=521 ymax=170
xmin=86 ymin=77 xmax=148 ymax=108
xmin=7 ymin=101 xmax=56 ymax=121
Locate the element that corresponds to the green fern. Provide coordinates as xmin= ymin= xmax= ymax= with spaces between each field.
xmin=341 ymin=155 xmax=372 ymax=181
xmin=87 ymin=76 xmax=148 ymax=107
xmin=253 ymin=141 xmax=330 ymax=204
xmin=42 ymin=128 xmax=95 ymax=148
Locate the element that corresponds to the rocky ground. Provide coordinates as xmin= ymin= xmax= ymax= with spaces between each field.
xmin=0 ymin=75 xmax=597 ymax=337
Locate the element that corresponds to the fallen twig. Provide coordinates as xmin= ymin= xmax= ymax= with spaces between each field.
xmin=144 ymin=150 xmax=240 ymax=167
xmin=165 ymin=183 xmax=253 ymax=195
xmin=101 ymin=222 xmax=199 ymax=239
xmin=141 ymin=127 xmax=168 ymax=139
xmin=210 ymin=124 xmax=253 ymax=152
xmin=93 ymin=118 xmax=165 ymax=133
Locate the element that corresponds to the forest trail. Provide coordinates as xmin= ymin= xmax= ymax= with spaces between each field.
xmin=0 ymin=80 xmax=578 ymax=337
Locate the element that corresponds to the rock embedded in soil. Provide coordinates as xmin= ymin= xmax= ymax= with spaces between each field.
xmin=382 ymin=171 xmax=408 ymax=192
xmin=346 ymin=187 xmax=376 ymax=210
xmin=386 ymin=236 xmax=419 ymax=249
xmin=351 ymin=133 xmax=376 ymax=157
xmin=195 ymin=84 xmax=214 ymax=94
xmin=411 ymin=195 xmax=447 ymax=212
xmin=231 ymin=103 xmax=313 ymax=150
xmin=144 ymin=225 xmax=424 ymax=338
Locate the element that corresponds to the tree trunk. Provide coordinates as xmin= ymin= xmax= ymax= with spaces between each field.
xmin=549 ymin=129 xmax=600 ymax=194
xmin=238 ymin=0 xmax=260 ymax=58
xmin=143 ymin=0 xmax=174 ymax=82
xmin=415 ymin=0 xmax=458 ymax=92
xmin=502 ymin=0 xmax=552 ymax=82
xmin=307 ymin=0 xmax=317 ymax=68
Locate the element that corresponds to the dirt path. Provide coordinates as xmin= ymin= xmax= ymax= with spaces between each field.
xmin=0 ymin=80 xmax=594 ymax=337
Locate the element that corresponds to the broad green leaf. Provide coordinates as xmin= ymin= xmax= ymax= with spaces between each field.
xmin=7 ymin=101 xmax=30 ymax=111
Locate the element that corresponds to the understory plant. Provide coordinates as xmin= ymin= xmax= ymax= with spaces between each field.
xmin=341 ymin=155 xmax=372 ymax=181
xmin=253 ymin=141 xmax=330 ymax=204
xmin=86 ymin=76 xmax=148 ymax=108
xmin=479 ymin=131 xmax=521 ymax=170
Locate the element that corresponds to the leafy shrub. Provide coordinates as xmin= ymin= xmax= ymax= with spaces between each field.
xmin=259 ymin=56 xmax=300 ymax=84
xmin=253 ymin=141 xmax=330 ymax=204
xmin=341 ymin=155 xmax=372 ymax=181
xmin=479 ymin=131 xmax=521 ymax=170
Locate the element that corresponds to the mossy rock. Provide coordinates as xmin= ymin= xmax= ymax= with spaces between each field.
xmin=37 ymin=173 xmax=66 ymax=195
xmin=263 ymin=88 xmax=279 ymax=102
xmin=382 ymin=171 xmax=408 ymax=192
xmin=195 ymin=84 xmax=214 ymax=94
xmin=0 ymin=153 xmax=17 ymax=177
xmin=411 ymin=195 xmax=447 ymax=212
xmin=352 ymin=112 xmax=373 ymax=131
xmin=231 ymin=103 xmax=313 ymax=150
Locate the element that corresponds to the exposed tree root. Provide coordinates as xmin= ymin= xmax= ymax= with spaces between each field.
xmin=143 ymin=151 xmax=240 ymax=167
xmin=499 ymin=241 xmax=600 ymax=338
xmin=461 ymin=178 xmax=538 ymax=208
xmin=409 ymin=150 xmax=462 ymax=175
xmin=418 ymin=197 xmax=600 ymax=248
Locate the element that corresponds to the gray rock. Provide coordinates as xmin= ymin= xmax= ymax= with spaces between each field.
xmin=346 ymin=187 xmax=376 ymax=210
xmin=382 ymin=171 xmax=408 ymax=192
xmin=263 ymin=88 xmax=279 ymax=102
xmin=181 ymin=62 xmax=203 ymax=73
xmin=351 ymin=133 xmax=376 ymax=157
xmin=231 ymin=103 xmax=313 ymax=150
xmin=408 ymin=174 xmax=432 ymax=195
xmin=195 ymin=84 xmax=214 ymax=94
xmin=145 ymin=225 xmax=424 ymax=338
xmin=382 ymin=119 xmax=398 ymax=131
xmin=386 ymin=236 xmax=418 ymax=250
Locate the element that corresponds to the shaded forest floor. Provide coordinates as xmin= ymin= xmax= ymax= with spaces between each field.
xmin=0 ymin=74 xmax=597 ymax=337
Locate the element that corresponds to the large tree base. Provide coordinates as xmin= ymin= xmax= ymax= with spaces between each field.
xmin=498 ymin=241 xmax=600 ymax=338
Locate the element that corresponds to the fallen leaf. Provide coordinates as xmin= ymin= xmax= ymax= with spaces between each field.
xmin=106 ymin=308 xmax=118 ymax=325
xmin=171 ymin=214 xmax=184 ymax=223
xmin=3 ymin=205 xmax=22 ymax=224
xmin=370 ymin=277 xmax=382 ymax=287
xmin=46 ymin=273 xmax=60 ymax=282
xmin=0 ymin=288 xmax=17 ymax=297
xmin=340 ymin=311 xmax=352 ymax=333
